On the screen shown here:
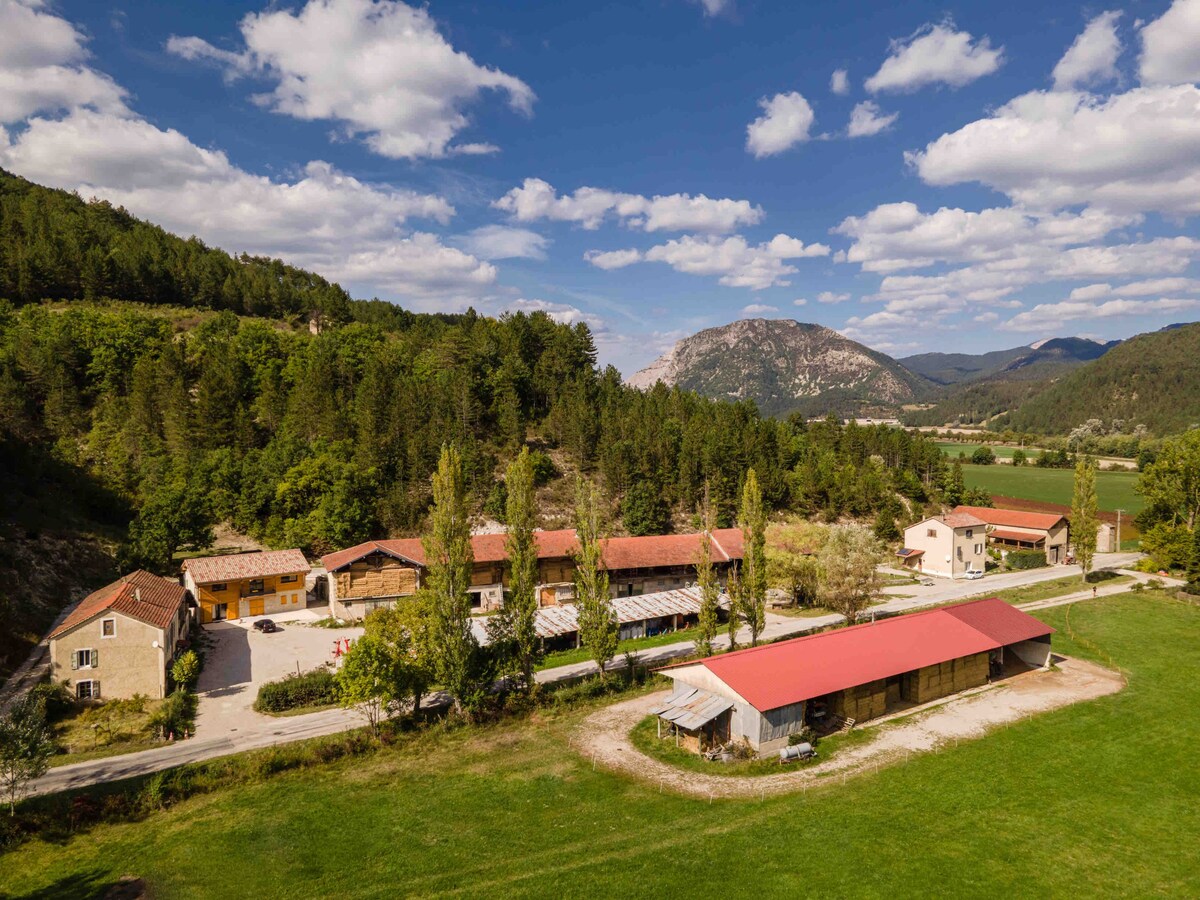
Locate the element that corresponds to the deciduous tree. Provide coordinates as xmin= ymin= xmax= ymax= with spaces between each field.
xmin=500 ymin=447 xmax=541 ymax=691
xmin=574 ymin=477 xmax=617 ymax=677
xmin=1071 ymin=458 xmax=1099 ymax=582
xmin=694 ymin=488 xmax=720 ymax=657
xmin=0 ymin=695 xmax=54 ymax=815
xmin=818 ymin=525 xmax=881 ymax=626
xmin=739 ymin=469 xmax=767 ymax=646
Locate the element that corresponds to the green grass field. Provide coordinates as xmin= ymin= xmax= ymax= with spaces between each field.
xmin=961 ymin=463 xmax=1144 ymax=514
xmin=935 ymin=442 xmax=1035 ymax=459
xmin=2 ymin=592 xmax=1197 ymax=898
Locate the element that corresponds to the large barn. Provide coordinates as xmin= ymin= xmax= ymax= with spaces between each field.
xmin=654 ymin=598 xmax=1053 ymax=754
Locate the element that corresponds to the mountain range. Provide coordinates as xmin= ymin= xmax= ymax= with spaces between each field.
xmin=630 ymin=318 xmax=1200 ymax=432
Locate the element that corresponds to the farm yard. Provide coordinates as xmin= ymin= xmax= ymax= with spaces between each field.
xmin=1 ymin=592 xmax=1197 ymax=898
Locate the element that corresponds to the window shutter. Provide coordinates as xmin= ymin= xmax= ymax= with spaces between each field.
xmin=92 ymin=648 xmax=99 ymax=668
xmin=93 ymin=680 xmax=100 ymax=700
xmin=71 ymin=651 xmax=78 ymax=670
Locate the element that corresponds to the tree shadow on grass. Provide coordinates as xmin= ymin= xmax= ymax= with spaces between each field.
xmin=7 ymin=869 xmax=138 ymax=900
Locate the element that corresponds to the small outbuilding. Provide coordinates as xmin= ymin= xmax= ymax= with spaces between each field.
xmin=952 ymin=506 xmax=1070 ymax=565
xmin=656 ymin=598 xmax=1053 ymax=755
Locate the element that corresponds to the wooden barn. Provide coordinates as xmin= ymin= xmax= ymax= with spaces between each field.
xmin=655 ymin=598 xmax=1054 ymax=755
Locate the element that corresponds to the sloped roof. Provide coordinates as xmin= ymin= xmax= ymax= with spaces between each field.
xmin=661 ymin=598 xmax=1053 ymax=713
xmin=51 ymin=571 xmax=187 ymax=639
xmin=533 ymin=586 xmax=719 ymax=638
xmin=650 ymin=686 xmax=733 ymax=731
xmin=182 ymin=549 xmax=310 ymax=584
xmin=989 ymin=528 xmax=1046 ymax=544
xmin=321 ymin=529 xmax=745 ymax=573
xmin=939 ymin=512 xmax=988 ymax=529
xmin=953 ymin=506 xmax=1067 ymax=532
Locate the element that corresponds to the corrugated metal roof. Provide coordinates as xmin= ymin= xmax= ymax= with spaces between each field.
xmin=661 ymin=598 xmax=1053 ymax=713
xmin=182 ymin=549 xmax=310 ymax=583
xmin=533 ymin=586 xmax=719 ymax=638
xmin=650 ymin=686 xmax=733 ymax=731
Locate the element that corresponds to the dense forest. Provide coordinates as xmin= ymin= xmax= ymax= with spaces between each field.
xmin=0 ymin=168 xmax=955 ymax=579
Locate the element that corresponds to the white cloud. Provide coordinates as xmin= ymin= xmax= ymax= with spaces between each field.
xmin=504 ymin=298 xmax=606 ymax=332
xmin=793 ymin=298 xmax=808 ymax=306
xmin=1052 ymin=11 xmax=1122 ymax=90
xmin=830 ymin=68 xmax=850 ymax=95
xmin=583 ymin=248 xmax=642 ymax=270
xmin=1139 ymin=0 xmax=1200 ymax=85
xmin=745 ymin=92 xmax=815 ymax=158
xmin=168 ymin=0 xmax=534 ymax=159
xmin=742 ymin=303 xmax=780 ymax=315
xmin=692 ymin=0 xmax=733 ymax=16
xmin=0 ymin=0 xmax=127 ymax=122
xmin=590 ymin=233 xmax=829 ymax=289
xmin=495 ymin=178 xmax=763 ymax=233
xmin=846 ymin=100 xmax=899 ymax=137
xmin=1069 ymin=277 xmax=1200 ymax=299
xmin=865 ymin=23 xmax=1003 ymax=94
xmin=1001 ymin=297 xmax=1200 ymax=331
xmin=974 ymin=311 xmax=1000 ymax=323
xmin=457 ymin=225 xmax=548 ymax=260
xmin=908 ymin=85 xmax=1200 ymax=216
xmin=817 ymin=291 xmax=852 ymax=304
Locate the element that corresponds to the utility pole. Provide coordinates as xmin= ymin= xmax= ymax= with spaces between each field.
xmin=1115 ymin=508 xmax=1124 ymax=553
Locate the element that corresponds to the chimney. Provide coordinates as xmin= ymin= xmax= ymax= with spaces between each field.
xmin=135 ymin=587 xmax=142 ymax=601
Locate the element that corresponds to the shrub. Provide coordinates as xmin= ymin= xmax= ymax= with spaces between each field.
xmin=28 ymin=680 xmax=73 ymax=721
xmin=1006 ymin=549 xmax=1048 ymax=570
xmin=1182 ymin=580 xmax=1200 ymax=596
xmin=254 ymin=668 xmax=338 ymax=713
xmin=971 ymin=446 xmax=996 ymax=465
xmin=147 ymin=690 xmax=196 ymax=739
xmin=528 ymin=450 xmax=558 ymax=486
xmin=170 ymin=650 xmax=201 ymax=690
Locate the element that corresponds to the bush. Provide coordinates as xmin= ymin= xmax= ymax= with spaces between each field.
xmin=1006 ymin=549 xmax=1048 ymax=570
xmin=1182 ymin=580 xmax=1200 ymax=596
xmin=171 ymin=650 xmax=201 ymax=690
xmin=28 ymin=680 xmax=73 ymax=721
xmin=254 ymin=668 xmax=338 ymax=713
xmin=528 ymin=450 xmax=558 ymax=487
xmin=971 ymin=446 xmax=996 ymax=465
xmin=147 ymin=690 xmax=196 ymax=739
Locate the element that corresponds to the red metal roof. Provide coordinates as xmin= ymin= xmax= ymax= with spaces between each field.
xmin=989 ymin=528 xmax=1046 ymax=545
xmin=667 ymin=598 xmax=1053 ymax=713
xmin=321 ymin=528 xmax=745 ymax=573
xmin=182 ymin=549 xmax=310 ymax=584
xmin=953 ymin=506 xmax=1066 ymax=532
xmin=51 ymin=571 xmax=188 ymax=639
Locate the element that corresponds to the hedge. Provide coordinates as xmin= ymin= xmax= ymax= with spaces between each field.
xmin=1006 ymin=549 xmax=1048 ymax=570
xmin=254 ymin=669 xmax=338 ymax=713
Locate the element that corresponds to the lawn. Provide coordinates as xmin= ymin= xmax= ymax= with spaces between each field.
xmin=935 ymin=442 xmax=1038 ymax=460
xmin=537 ymin=625 xmax=708 ymax=670
xmin=2 ymin=592 xmax=1197 ymax=898
xmin=967 ymin=573 xmax=1134 ymax=606
xmin=961 ymin=463 xmax=1145 ymax=514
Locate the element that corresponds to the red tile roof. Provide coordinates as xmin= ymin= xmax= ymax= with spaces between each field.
xmin=989 ymin=528 xmax=1046 ymax=545
xmin=939 ymin=512 xmax=988 ymax=529
xmin=51 ymin=571 xmax=188 ymax=639
xmin=182 ymin=549 xmax=311 ymax=584
xmin=321 ymin=528 xmax=745 ymax=573
xmin=662 ymin=598 xmax=1053 ymax=713
xmin=953 ymin=506 xmax=1067 ymax=532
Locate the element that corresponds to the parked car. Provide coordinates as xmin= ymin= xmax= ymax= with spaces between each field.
xmin=965 ymin=568 xmax=984 ymax=580
xmin=253 ymin=619 xmax=278 ymax=633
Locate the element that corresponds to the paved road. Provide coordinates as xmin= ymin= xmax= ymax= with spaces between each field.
xmin=24 ymin=553 xmax=1165 ymax=799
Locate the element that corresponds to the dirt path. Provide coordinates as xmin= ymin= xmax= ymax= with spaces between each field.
xmin=574 ymin=657 xmax=1124 ymax=799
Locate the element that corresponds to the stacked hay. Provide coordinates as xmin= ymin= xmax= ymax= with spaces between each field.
xmin=903 ymin=652 xmax=989 ymax=704
xmin=339 ymin=561 xmax=418 ymax=599
xmin=833 ymin=678 xmax=888 ymax=722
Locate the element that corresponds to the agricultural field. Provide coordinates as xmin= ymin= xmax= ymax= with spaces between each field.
xmin=2 ymin=592 xmax=1197 ymax=898
xmin=960 ymin=463 xmax=1144 ymax=515
xmin=935 ymin=442 xmax=1037 ymax=460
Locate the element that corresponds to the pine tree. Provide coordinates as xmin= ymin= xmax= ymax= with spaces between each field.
xmin=423 ymin=445 xmax=480 ymax=713
xmin=574 ymin=477 xmax=617 ymax=678
xmin=739 ymin=469 xmax=767 ymax=646
xmin=944 ymin=460 xmax=966 ymax=507
xmin=694 ymin=486 xmax=720 ymax=658
xmin=503 ymin=447 xmax=541 ymax=691
xmin=1071 ymin=458 xmax=1100 ymax=582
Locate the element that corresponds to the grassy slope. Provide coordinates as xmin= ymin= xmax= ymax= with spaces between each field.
xmin=961 ymin=463 xmax=1144 ymax=514
xmin=2 ymin=592 xmax=1198 ymax=898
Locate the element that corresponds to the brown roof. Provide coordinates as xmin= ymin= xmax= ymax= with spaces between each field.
xmin=939 ymin=512 xmax=987 ymax=529
xmin=989 ymin=528 xmax=1046 ymax=545
xmin=321 ymin=528 xmax=745 ymax=573
xmin=953 ymin=506 xmax=1067 ymax=532
xmin=51 ymin=571 xmax=187 ymax=639
xmin=182 ymin=549 xmax=311 ymax=584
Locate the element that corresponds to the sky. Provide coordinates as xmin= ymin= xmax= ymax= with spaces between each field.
xmin=3 ymin=0 xmax=1200 ymax=376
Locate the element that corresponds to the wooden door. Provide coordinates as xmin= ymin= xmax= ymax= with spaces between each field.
xmin=249 ymin=598 xmax=265 ymax=617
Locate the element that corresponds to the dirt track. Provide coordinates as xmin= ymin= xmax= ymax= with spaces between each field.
xmin=574 ymin=657 xmax=1124 ymax=799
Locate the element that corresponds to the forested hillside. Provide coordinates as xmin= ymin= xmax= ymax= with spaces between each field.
xmin=995 ymin=324 xmax=1200 ymax=435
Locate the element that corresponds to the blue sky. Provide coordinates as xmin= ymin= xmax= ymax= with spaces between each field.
xmin=4 ymin=0 xmax=1200 ymax=375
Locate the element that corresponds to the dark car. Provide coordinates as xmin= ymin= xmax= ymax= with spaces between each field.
xmin=252 ymin=619 xmax=278 ymax=633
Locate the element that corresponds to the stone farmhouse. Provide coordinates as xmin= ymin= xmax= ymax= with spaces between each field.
xmin=654 ymin=598 xmax=1053 ymax=755
xmin=319 ymin=528 xmax=745 ymax=621
xmin=49 ymin=571 xmax=191 ymax=701
xmin=182 ymin=549 xmax=311 ymax=624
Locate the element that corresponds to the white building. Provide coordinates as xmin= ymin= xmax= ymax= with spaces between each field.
xmin=897 ymin=513 xmax=988 ymax=579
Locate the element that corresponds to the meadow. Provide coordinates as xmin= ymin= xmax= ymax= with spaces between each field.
xmin=960 ymin=463 xmax=1144 ymax=514
xmin=1 ymin=591 xmax=1197 ymax=898
xmin=935 ymin=441 xmax=1035 ymax=459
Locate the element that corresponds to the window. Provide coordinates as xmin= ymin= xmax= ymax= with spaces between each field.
xmin=975 ymin=544 xmax=984 ymax=555
xmin=101 ymin=618 xmax=116 ymax=638
xmin=965 ymin=529 xmax=974 ymax=538
xmin=76 ymin=680 xmax=98 ymax=700
xmin=73 ymin=648 xmax=95 ymax=669
xmin=248 ymin=579 xmax=265 ymax=595
xmin=926 ymin=528 xmax=937 ymax=538
xmin=280 ymin=574 xmax=297 ymax=584
xmin=210 ymin=583 xmax=227 ymax=593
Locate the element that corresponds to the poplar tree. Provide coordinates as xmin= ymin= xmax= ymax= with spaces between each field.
xmin=739 ymin=469 xmax=767 ymax=646
xmin=574 ymin=477 xmax=617 ymax=678
xmin=725 ymin=564 xmax=743 ymax=652
xmin=1071 ymin=458 xmax=1100 ymax=582
xmin=694 ymin=487 xmax=720 ymax=658
xmin=503 ymin=447 xmax=541 ymax=691
xmin=423 ymin=444 xmax=479 ymax=713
